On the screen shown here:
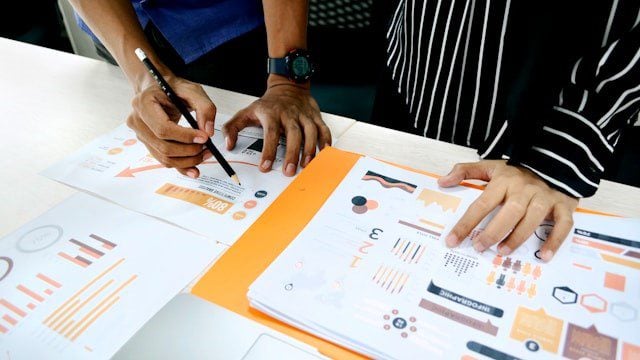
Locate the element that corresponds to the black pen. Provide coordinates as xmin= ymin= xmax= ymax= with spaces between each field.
xmin=135 ymin=48 xmax=241 ymax=185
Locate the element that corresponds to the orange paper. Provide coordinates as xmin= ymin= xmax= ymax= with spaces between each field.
xmin=192 ymin=147 xmax=365 ymax=359
xmin=192 ymin=146 xmax=615 ymax=358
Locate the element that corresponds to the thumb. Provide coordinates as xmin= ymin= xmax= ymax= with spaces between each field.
xmin=178 ymin=84 xmax=217 ymax=136
xmin=438 ymin=161 xmax=494 ymax=187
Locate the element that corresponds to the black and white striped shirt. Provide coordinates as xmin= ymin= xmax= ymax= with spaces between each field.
xmin=385 ymin=0 xmax=640 ymax=197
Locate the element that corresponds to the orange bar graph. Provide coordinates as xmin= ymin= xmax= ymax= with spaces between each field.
xmin=0 ymin=299 xmax=26 ymax=317
xmin=89 ymin=234 xmax=117 ymax=250
xmin=27 ymin=303 xmax=36 ymax=310
xmin=79 ymin=247 xmax=102 ymax=259
xmin=52 ymin=280 xmax=114 ymax=332
xmin=3 ymin=314 xmax=17 ymax=326
xmin=58 ymin=252 xmax=89 ymax=268
xmin=0 ymin=324 xmax=7 ymax=334
xmin=573 ymin=237 xmax=624 ymax=254
xmin=71 ymin=296 xmax=121 ymax=341
xmin=37 ymin=273 xmax=62 ymax=288
xmin=44 ymin=258 xmax=124 ymax=326
xmin=17 ymin=285 xmax=44 ymax=302
xmin=66 ymin=275 xmax=137 ymax=340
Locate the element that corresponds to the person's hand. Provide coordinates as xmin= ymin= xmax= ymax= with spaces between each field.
xmin=223 ymin=82 xmax=332 ymax=176
xmin=438 ymin=160 xmax=578 ymax=262
xmin=126 ymin=74 xmax=217 ymax=178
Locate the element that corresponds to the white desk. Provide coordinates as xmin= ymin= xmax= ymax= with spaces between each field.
xmin=2 ymin=37 xmax=640 ymax=358
xmin=335 ymin=122 xmax=640 ymax=218
xmin=0 ymin=37 xmax=355 ymax=237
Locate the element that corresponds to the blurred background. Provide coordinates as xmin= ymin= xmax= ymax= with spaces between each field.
xmin=2 ymin=0 xmax=637 ymax=187
xmin=0 ymin=0 xmax=384 ymax=123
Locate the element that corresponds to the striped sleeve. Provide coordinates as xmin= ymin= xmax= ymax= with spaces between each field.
xmin=510 ymin=23 xmax=640 ymax=198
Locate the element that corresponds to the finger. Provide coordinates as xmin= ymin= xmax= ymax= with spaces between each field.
xmin=134 ymin=93 xmax=209 ymax=144
xmin=497 ymin=194 xmax=551 ymax=255
xmin=282 ymin=117 xmax=303 ymax=176
xmin=162 ymin=150 xmax=209 ymax=169
xmin=445 ymin=183 xmax=505 ymax=248
xmin=131 ymin=116 xmax=205 ymax=157
xmin=438 ymin=162 xmax=494 ymax=187
xmin=312 ymin=112 xmax=332 ymax=150
xmin=259 ymin=119 xmax=281 ymax=173
xmin=222 ymin=110 xmax=255 ymax=150
xmin=180 ymin=85 xmax=217 ymax=136
xmin=474 ymin=192 xmax=532 ymax=252
xmin=300 ymin=116 xmax=318 ymax=167
xmin=540 ymin=204 xmax=574 ymax=262
xmin=176 ymin=167 xmax=200 ymax=179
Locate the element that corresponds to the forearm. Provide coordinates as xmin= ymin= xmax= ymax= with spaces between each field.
xmin=69 ymin=0 xmax=172 ymax=91
xmin=262 ymin=0 xmax=309 ymax=88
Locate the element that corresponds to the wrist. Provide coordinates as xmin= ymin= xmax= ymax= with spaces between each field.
xmin=267 ymin=74 xmax=310 ymax=90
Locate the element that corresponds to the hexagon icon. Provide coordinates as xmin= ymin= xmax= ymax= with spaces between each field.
xmin=580 ymin=293 xmax=608 ymax=313
xmin=611 ymin=302 xmax=637 ymax=322
xmin=553 ymin=286 xmax=578 ymax=304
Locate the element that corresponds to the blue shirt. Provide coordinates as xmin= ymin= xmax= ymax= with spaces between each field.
xmin=77 ymin=0 xmax=264 ymax=64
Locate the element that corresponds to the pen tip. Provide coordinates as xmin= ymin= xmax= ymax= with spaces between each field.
xmin=231 ymin=174 xmax=241 ymax=186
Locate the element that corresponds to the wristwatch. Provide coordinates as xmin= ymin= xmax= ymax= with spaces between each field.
xmin=267 ymin=49 xmax=315 ymax=83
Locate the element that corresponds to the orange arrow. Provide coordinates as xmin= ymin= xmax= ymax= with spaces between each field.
xmin=115 ymin=160 xmax=259 ymax=177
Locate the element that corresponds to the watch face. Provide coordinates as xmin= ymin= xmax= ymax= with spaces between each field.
xmin=291 ymin=56 xmax=311 ymax=77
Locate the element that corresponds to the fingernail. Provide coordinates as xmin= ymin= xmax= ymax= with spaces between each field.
xmin=541 ymin=249 xmax=554 ymax=262
xmin=225 ymin=136 xmax=231 ymax=150
xmin=303 ymin=155 xmax=312 ymax=167
xmin=194 ymin=136 xmax=207 ymax=144
xmin=203 ymin=151 xmax=213 ymax=160
xmin=205 ymin=121 xmax=214 ymax=135
xmin=445 ymin=234 xmax=458 ymax=248
xmin=473 ymin=241 xmax=484 ymax=252
xmin=499 ymin=244 xmax=512 ymax=255
xmin=187 ymin=170 xmax=197 ymax=178
xmin=285 ymin=163 xmax=296 ymax=176
xmin=261 ymin=159 xmax=272 ymax=171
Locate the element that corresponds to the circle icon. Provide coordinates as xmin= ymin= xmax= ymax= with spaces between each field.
xmin=365 ymin=200 xmax=379 ymax=210
xmin=284 ymin=283 xmax=293 ymax=291
xmin=0 ymin=257 xmax=13 ymax=282
xmin=525 ymin=340 xmax=540 ymax=352
xmin=351 ymin=196 xmax=367 ymax=206
xmin=392 ymin=317 xmax=407 ymax=329
xmin=108 ymin=147 xmax=123 ymax=155
xmin=123 ymin=139 xmax=137 ymax=146
xmin=232 ymin=211 xmax=247 ymax=220
xmin=254 ymin=190 xmax=268 ymax=198
xmin=244 ymin=200 xmax=257 ymax=209
xmin=534 ymin=224 xmax=552 ymax=241
xmin=17 ymin=225 xmax=63 ymax=253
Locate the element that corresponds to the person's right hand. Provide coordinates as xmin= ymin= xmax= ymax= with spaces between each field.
xmin=126 ymin=74 xmax=217 ymax=178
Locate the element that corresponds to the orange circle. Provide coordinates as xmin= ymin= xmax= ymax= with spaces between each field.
xmin=123 ymin=139 xmax=137 ymax=146
xmin=366 ymin=199 xmax=379 ymax=210
xmin=108 ymin=147 xmax=123 ymax=155
xmin=244 ymin=200 xmax=257 ymax=209
xmin=232 ymin=211 xmax=246 ymax=220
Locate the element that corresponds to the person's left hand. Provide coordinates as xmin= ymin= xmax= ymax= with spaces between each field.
xmin=438 ymin=160 xmax=578 ymax=262
xmin=223 ymin=81 xmax=332 ymax=177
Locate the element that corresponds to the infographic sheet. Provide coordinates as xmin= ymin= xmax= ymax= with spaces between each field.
xmin=42 ymin=114 xmax=292 ymax=245
xmin=0 ymin=193 xmax=223 ymax=359
xmin=249 ymin=157 xmax=640 ymax=360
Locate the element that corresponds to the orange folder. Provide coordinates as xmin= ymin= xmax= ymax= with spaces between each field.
xmin=191 ymin=146 xmax=614 ymax=359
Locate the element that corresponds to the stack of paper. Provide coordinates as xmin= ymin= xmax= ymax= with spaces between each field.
xmin=0 ymin=193 xmax=224 ymax=358
xmin=42 ymin=114 xmax=294 ymax=245
xmin=249 ymin=156 xmax=640 ymax=359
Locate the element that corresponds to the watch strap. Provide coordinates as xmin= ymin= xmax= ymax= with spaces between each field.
xmin=267 ymin=57 xmax=287 ymax=76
